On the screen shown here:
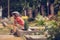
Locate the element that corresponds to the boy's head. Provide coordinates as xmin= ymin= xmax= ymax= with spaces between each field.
xmin=12 ymin=11 xmax=21 ymax=17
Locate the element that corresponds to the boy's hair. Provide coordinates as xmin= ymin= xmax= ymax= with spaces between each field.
xmin=12 ymin=11 xmax=20 ymax=15
xmin=12 ymin=11 xmax=22 ymax=16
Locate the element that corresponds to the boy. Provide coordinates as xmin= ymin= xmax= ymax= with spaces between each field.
xmin=11 ymin=11 xmax=24 ymax=34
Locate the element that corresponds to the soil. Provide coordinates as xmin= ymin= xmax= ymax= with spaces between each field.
xmin=0 ymin=35 xmax=24 ymax=40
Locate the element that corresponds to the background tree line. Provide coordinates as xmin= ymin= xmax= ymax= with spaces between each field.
xmin=0 ymin=0 xmax=60 ymax=17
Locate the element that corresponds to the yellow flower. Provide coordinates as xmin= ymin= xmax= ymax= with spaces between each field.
xmin=22 ymin=16 xmax=28 ymax=20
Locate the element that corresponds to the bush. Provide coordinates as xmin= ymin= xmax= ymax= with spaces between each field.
xmin=37 ymin=20 xmax=45 ymax=26
xmin=24 ymin=20 xmax=29 ymax=30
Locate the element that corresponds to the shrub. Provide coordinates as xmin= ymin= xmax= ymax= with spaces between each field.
xmin=24 ymin=20 xmax=29 ymax=30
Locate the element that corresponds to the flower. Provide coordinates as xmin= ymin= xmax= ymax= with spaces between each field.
xmin=22 ymin=16 xmax=28 ymax=20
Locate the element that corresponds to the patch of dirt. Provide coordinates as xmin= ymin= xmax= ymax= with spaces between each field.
xmin=0 ymin=35 xmax=24 ymax=40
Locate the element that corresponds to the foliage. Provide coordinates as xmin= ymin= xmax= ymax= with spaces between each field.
xmin=50 ymin=21 xmax=57 ymax=26
xmin=1 ymin=0 xmax=60 ymax=17
xmin=24 ymin=20 xmax=29 ymax=30
xmin=35 ymin=14 xmax=45 ymax=26
xmin=44 ymin=21 xmax=59 ymax=40
xmin=58 ymin=11 xmax=60 ymax=16
xmin=37 ymin=20 xmax=45 ymax=26
xmin=45 ymin=20 xmax=57 ymax=28
xmin=46 ymin=26 xmax=60 ymax=40
xmin=35 ymin=14 xmax=44 ymax=21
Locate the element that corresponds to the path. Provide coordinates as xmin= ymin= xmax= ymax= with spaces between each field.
xmin=0 ymin=35 xmax=24 ymax=40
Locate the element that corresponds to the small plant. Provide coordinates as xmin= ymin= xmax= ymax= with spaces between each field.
xmin=37 ymin=20 xmax=45 ymax=26
xmin=24 ymin=20 xmax=29 ymax=30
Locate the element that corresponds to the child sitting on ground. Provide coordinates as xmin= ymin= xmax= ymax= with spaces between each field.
xmin=11 ymin=11 xmax=24 ymax=34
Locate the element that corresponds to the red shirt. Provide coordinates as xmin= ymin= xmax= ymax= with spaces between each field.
xmin=14 ymin=17 xmax=24 ymax=27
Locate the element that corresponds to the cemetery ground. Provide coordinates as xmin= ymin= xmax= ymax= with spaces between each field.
xmin=0 ymin=25 xmax=24 ymax=40
xmin=0 ymin=11 xmax=59 ymax=40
